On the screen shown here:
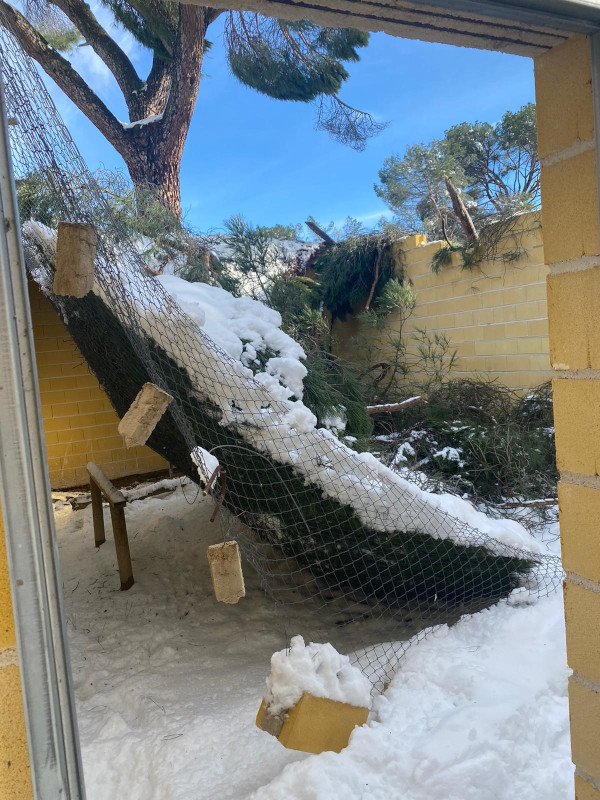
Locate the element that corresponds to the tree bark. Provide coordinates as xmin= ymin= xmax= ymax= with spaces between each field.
xmin=305 ymin=219 xmax=336 ymax=246
xmin=444 ymin=175 xmax=479 ymax=245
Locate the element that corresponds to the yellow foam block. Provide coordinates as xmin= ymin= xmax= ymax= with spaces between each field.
xmin=256 ymin=692 xmax=369 ymax=754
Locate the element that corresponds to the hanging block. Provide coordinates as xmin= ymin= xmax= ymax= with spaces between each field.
xmin=255 ymin=693 xmax=369 ymax=754
xmin=53 ymin=221 xmax=97 ymax=297
xmin=207 ymin=541 xmax=245 ymax=604
xmin=118 ymin=382 xmax=173 ymax=448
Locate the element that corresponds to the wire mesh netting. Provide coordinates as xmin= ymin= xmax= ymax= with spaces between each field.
xmin=1 ymin=27 xmax=564 ymax=690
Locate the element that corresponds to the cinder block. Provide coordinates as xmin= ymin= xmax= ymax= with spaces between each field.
xmin=207 ymin=541 xmax=245 ymax=604
xmin=0 ymin=665 xmax=33 ymax=799
xmin=534 ymin=34 xmax=594 ymax=159
xmin=118 ymin=383 xmax=173 ymax=448
xmin=77 ymin=399 xmax=105 ymax=415
xmin=570 ymin=677 xmax=600 ymax=783
xmin=553 ymin=380 xmax=600 ymax=475
xmin=575 ymin=773 xmax=600 ymax=799
xmin=560 ymin=483 xmax=600 ymax=583
xmin=256 ymin=692 xmax=369 ymax=754
xmin=45 ymin=443 xmax=68 ymax=459
xmin=541 ymin=149 xmax=600 ymax=265
xmin=53 ymin=221 xmax=96 ymax=298
xmin=564 ymin=580 xmax=600 ymax=683
xmin=548 ymin=268 xmax=600 ymax=370
xmin=527 ymin=319 xmax=548 ymax=337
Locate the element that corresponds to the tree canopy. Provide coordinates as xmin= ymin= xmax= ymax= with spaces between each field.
xmin=375 ymin=103 xmax=539 ymax=243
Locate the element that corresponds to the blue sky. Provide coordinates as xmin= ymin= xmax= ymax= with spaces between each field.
xmin=44 ymin=9 xmax=536 ymax=235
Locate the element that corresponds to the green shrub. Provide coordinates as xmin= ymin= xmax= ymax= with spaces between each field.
xmin=372 ymin=378 xmax=557 ymax=503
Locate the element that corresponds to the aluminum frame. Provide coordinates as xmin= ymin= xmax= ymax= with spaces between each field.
xmin=0 ymin=75 xmax=86 ymax=799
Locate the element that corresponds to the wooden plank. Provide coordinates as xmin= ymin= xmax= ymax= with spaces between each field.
xmin=86 ymin=462 xmax=126 ymax=507
xmin=109 ymin=505 xmax=134 ymax=591
xmin=89 ymin=478 xmax=105 ymax=547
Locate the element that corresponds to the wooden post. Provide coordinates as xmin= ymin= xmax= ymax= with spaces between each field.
xmin=86 ymin=462 xmax=134 ymax=590
xmin=89 ymin=477 xmax=105 ymax=547
xmin=109 ymin=504 xmax=134 ymax=591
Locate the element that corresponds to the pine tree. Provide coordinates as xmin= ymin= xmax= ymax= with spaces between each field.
xmin=0 ymin=0 xmax=382 ymax=218
xmin=375 ymin=103 xmax=539 ymax=243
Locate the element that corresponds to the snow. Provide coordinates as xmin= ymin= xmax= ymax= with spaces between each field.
xmin=157 ymin=275 xmax=308 ymax=401
xmin=264 ymin=636 xmax=372 ymax=716
xmin=121 ymin=113 xmax=164 ymax=129
xmin=56 ymin=491 xmax=571 ymax=800
xmin=191 ymin=446 xmax=220 ymax=483
xmin=322 ymin=408 xmax=347 ymax=434
xmin=366 ymin=397 xmax=422 ymax=410
xmin=251 ymin=565 xmax=572 ymax=799
xmin=56 ymin=487 xmax=306 ymax=800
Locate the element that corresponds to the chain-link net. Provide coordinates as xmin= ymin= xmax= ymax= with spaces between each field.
xmin=1 ymin=28 xmax=564 ymax=690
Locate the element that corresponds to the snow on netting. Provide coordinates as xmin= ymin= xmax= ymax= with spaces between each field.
xmin=1 ymin=29 xmax=564 ymax=689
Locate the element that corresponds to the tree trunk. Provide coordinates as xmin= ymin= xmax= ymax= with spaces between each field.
xmin=0 ymin=0 xmax=208 ymax=222
xmin=126 ymin=148 xmax=182 ymax=220
xmin=122 ymin=4 xmax=207 ymax=221
xmin=444 ymin=176 xmax=479 ymax=245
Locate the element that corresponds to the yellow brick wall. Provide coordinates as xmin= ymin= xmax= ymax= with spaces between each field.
xmin=333 ymin=210 xmax=550 ymax=390
xmin=535 ymin=33 xmax=600 ymax=799
xmin=0 ymin=510 xmax=33 ymax=799
xmin=29 ymin=281 xmax=168 ymax=489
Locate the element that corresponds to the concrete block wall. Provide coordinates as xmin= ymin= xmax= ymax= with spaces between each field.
xmin=0 ymin=512 xmax=33 ymax=799
xmin=333 ymin=210 xmax=551 ymax=390
xmin=534 ymin=33 xmax=600 ymax=798
xmin=29 ymin=280 xmax=168 ymax=489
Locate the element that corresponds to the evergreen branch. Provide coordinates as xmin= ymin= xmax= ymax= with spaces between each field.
xmin=119 ymin=0 xmax=174 ymax=55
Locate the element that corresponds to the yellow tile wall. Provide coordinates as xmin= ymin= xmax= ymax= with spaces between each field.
xmin=0 ymin=510 xmax=33 ymax=799
xmin=333 ymin=210 xmax=551 ymax=390
xmin=535 ymin=32 xmax=600 ymax=794
xmin=29 ymin=281 xmax=168 ymax=488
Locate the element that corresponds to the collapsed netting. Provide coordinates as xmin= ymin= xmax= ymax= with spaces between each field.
xmin=1 ymin=29 xmax=564 ymax=688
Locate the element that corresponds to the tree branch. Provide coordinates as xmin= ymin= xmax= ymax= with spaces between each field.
xmin=205 ymin=7 xmax=223 ymax=26
xmin=305 ymin=219 xmax=335 ymax=246
xmin=0 ymin=0 xmax=128 ymax=154
xmin=144 ymin=50 xmax=171 ymax=115
xmin=156 ymin=3 xmax=206 ymax=159
xmin=444 ymin=175 xmax=479 ymax=244
xmin=50 ymin=0 xmax=142 ymax=108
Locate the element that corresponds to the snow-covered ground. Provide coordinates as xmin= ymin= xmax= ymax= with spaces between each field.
xmin=55 ymin=483 xmax=571 ymax=800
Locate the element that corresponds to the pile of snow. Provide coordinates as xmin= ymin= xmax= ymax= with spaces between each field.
xmin=158 ymin=275 xmax=308 ymax=401
xmin=252 ymin=587 xmax=572 ymax=800
xmin=58 ymin=490 xmax=570 ymax=800
xmin=264 ymin=636 xmax=372 ymax=716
